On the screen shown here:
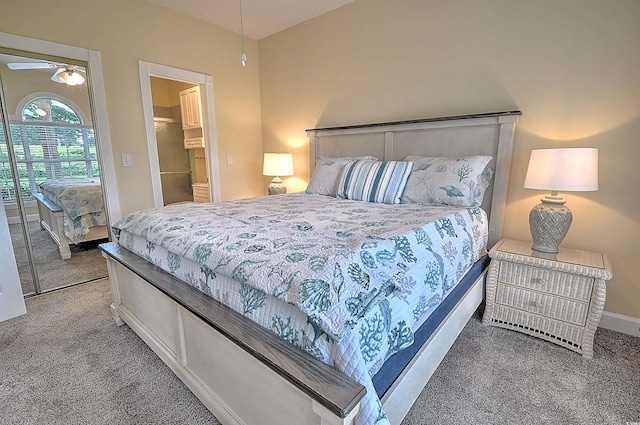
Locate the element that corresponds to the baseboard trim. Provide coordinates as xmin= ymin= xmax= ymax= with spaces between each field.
xmin=598 ymin=311 xmax=640 ymax=338
xmin=7 ymin=213 xmax=40 ymax=225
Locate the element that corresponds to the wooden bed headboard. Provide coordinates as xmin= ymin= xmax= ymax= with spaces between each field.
xmin=306 ymin=111 xmax=522 ymax=247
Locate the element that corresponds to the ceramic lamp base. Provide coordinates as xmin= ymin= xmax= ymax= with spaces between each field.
xmin=268 ymin=177 xmax=287 ymax=195
xmin=529 ymin=195 xmax=572 ymax=253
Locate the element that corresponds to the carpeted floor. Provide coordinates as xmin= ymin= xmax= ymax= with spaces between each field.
xmin=0 ymin=279 xmax=638 ymax=425
xmin=9 ymin=221 xmax=108 ymax=294
xmin=0 ymin=279 xmax=219 ymax=425
xmin=404 ymin=307 xmax=640 ymax=424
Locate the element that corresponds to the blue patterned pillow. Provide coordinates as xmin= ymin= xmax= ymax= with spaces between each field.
xmin=400 ymin=155 xmax=493 ymax=207
xmin=306 ymin=156 xmax=378 ymax=196
xmin=337 ymin=160 xmax=413 ymax=204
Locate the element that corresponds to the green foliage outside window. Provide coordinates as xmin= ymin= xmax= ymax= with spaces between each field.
xmin=0 ymin=97 xmax=99 ymax=203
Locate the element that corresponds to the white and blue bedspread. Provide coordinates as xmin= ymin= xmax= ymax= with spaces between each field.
xmin=112 ymin=193 xmax=488 ymax=425
xmin=39 ymin=178 xmax=106 ymax=242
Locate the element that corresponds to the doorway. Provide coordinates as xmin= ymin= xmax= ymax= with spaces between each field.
xmin=150 ymin=77 xmax=209 ymax=205
xmin=138 ymin=61 xmax=221 ymax=207
xmin=0 ymin=33 xmax=118 ymax=303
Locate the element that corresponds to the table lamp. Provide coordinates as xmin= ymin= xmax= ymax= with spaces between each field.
xmin=523 ymin=148 xmax=598 ymax=253
xmin=263 ymin=153 xmax=294 ymax=195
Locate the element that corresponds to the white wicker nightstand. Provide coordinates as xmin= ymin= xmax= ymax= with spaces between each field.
xmin=482 ymin=239 xmax=612 ymax=358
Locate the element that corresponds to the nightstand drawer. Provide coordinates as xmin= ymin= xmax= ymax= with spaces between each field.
xmin=495 ymin=283 xmax=589 ymax=326
xmin=498 ymin=261 xmax=593 ymax=302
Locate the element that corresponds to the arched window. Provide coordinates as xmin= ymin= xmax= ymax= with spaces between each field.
xmin=22 ymin=97 xmax=82 ymax=124
xmin=0 ymin=94 xmax=97 ymax=203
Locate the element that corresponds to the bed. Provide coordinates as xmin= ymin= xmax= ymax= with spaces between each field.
xmin=35 ymin=178 xmax=108 ymax=259
xmin=100 ymin=111 xmax=520 ymax=425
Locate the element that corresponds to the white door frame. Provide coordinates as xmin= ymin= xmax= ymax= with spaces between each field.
xmin=138 ymin=61 xmax=221 ymax=207
xmin=0 ymin=193 xmax=26 ymax=321
xmin=0 ymin=31 xmax=121 ymax=224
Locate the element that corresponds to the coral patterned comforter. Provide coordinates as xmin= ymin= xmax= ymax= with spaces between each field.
xmin=39 ymin=178 xmax=106 ymax=241
xmin=112 ymin=193 xmax=488 ymax=425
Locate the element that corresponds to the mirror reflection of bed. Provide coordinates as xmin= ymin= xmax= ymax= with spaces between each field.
xmin=0 ymin=49 xmax=109 ymax=296
xmin=34 ymin=178 xmax=108 ymax=260
xmin=8 ymin=176 xmax=109 ymax=294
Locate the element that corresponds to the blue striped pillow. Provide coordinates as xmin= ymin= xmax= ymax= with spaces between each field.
xmin=337 ymin=160 xmax=413 ymax=204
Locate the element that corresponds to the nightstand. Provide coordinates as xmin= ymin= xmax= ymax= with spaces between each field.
xmin=482 ymin=239 xmax=612 ymax=358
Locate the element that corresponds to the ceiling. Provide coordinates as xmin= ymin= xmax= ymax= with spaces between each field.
xmin=146 ymin=0 xmax=354 ymax=40
xmin=0 ymin=1 xmax=355 ymax=68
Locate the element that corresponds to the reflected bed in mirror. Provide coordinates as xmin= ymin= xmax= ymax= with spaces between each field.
xmin=34 ymin=178 xmax=108 ymax=259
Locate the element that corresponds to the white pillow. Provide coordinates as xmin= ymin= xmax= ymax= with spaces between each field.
xmin=400 ymin=155 xmax=493 ymax=207
xmin=336 ymin=160 xmax=413 ymax=204
xmin=306 ymin=156 xmax=377 ymax=196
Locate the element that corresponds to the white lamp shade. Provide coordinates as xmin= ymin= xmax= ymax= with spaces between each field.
xmin=524 ymin=148 xmax=598 ymax=192
xmin=263 ymin=153 xmax=294 ymax=177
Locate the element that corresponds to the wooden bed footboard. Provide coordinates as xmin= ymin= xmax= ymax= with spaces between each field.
xmin=101 ymin=242 xmax=485 ymax=425
xmin=34 ymin=193 xmax=108 ymax=259
xmin=101 ymin=242 xmax=366 ymax=425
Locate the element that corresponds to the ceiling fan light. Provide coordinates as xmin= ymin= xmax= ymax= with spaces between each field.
xmin=65 ymin=71 xmax=85 ymax=86
xmin=51 ymin=68 xmax=85 ymax=86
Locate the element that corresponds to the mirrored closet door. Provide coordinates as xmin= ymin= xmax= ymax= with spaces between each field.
xmin=0 ymin=49 xmax=110 ymax=296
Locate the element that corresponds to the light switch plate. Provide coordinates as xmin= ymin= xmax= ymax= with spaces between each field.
xmin=122 ymin=153 xmax=132 ymax=167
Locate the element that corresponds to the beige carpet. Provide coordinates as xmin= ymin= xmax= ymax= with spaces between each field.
xmin=0 ymin=279 xmax=638 ymax=425
xmin=0 ymin=279 xmax=220 ymax=425
xmin=9 ymin=221 xmax=108 ymax=294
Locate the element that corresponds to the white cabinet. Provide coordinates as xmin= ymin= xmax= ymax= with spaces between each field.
xmin=184 ymin=137 xmax=204 ymax=149
xmin=179 ymin=86 xmax=205 ymax=149
xmin=179 ymin=86 xmax=203 ymax=130
xmin=192 ymin=183 xmax=210 ymax=203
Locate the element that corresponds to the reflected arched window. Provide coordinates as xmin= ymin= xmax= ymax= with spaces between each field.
xmin=22 ymin=97 xmax=82 ymax=124
xmin=0 ymin=94 xmax=97 ymax=203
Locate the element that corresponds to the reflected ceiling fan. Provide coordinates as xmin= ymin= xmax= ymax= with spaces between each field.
xmin=7 ymin=61 xmax=86 ymax=86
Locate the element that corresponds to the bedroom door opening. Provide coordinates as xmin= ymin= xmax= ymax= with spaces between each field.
xmin=138 ymin=61 xmax=221 ymax=207
xmin=0 ymin=49 xmax=109 ymax=296
xmin=150 ymin=77 xmax=207 ymax=205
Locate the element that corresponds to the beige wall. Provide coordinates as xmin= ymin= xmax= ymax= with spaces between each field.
xmin=259 ymin=0 xmax=640 ymax=319
xmin=150 ymin=77 xmax=194 ymax=122
xmin=0 ymin=0 xmax=264 ymax=214
xmin=149 ymin=77 xmax=172 ymax=108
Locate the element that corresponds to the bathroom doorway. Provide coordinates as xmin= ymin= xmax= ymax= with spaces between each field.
xmin=150 ymin=78 xmax=209 ymax=205
xmin=138 ymin=61 xmax=221 ymax=208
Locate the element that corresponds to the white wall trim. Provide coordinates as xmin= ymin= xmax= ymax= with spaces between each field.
xmin=0 ymin=31 xmax=121 ymax=226
xmin=599 ymin=311 xmax=640 ymax=338
xmin=138 ymin=61 xmax=221 ymax=207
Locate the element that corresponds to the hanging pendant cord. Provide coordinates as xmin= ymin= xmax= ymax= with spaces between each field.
xmin=239 ymin=0 xmax=247 ymax=67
